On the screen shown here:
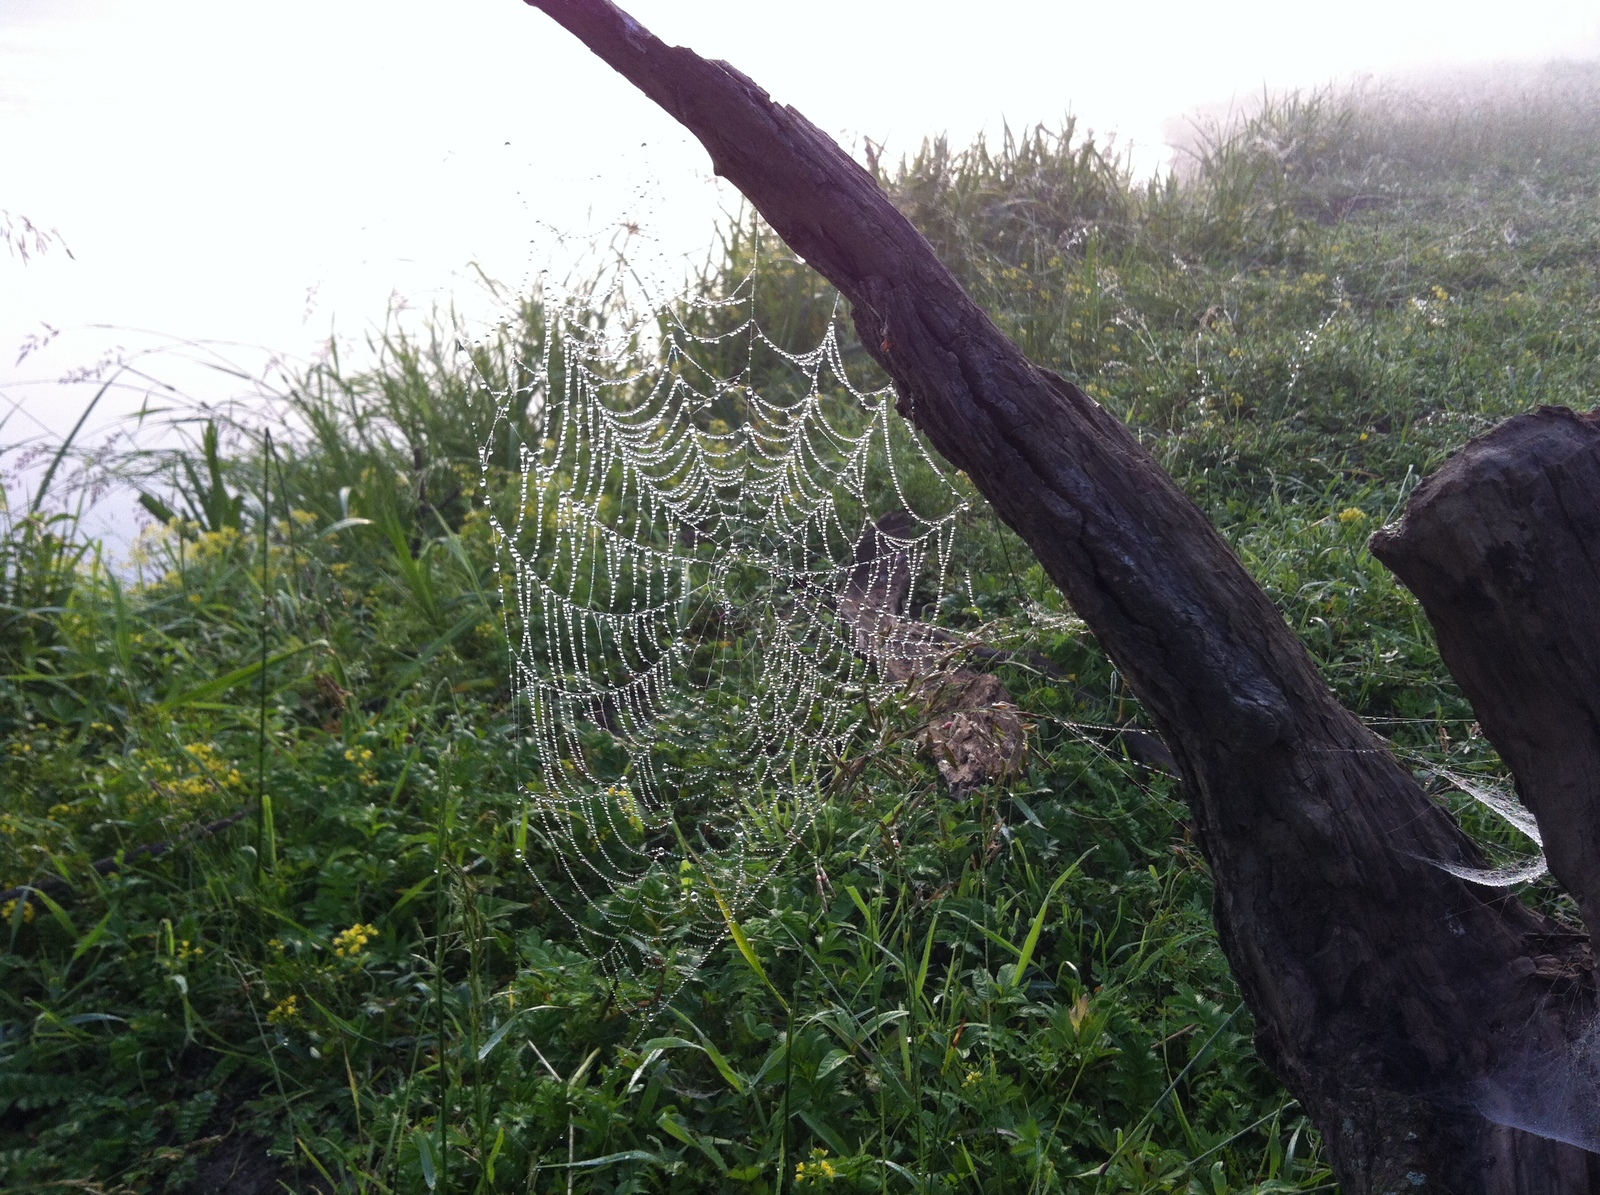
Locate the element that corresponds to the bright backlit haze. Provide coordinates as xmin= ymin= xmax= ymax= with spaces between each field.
xmin=4 ymin=0 xmax=1598 ymax=542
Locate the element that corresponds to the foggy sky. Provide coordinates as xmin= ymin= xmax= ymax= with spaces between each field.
xmin=3 ymin=0 xmax=1598 ymax=541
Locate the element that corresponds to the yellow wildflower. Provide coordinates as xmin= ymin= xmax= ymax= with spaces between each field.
xmin=1338 ymin=508 xmax=1367 ymax=524
xmin=608 ymin=785 xmax=645 ymax=832
xmin=266 ymin=994 xmax=301 ymax=1025
xmin=2 ymin=898 xmax=36 ymax=924
xmin=795 ymin=1148 xmax=839 ymax=1185
xmin=333 ymin=923 xmax=378 ymax=958
xmin=190 ymin=526 xmax=243 ymax=562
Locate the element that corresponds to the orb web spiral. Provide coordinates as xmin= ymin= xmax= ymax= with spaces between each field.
xmin=477 ymin=265 xmax=972 ymax=1000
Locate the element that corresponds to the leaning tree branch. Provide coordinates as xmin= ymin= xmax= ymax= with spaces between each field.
xmin=522 ymin=2 xmax=1600 ymax=1187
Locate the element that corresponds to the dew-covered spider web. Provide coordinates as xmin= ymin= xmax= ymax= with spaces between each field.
xmin=476 ymin=262 xmax=975 ymax=1001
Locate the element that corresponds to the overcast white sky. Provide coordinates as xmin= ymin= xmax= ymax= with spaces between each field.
xmin=4 ymin=0 xmax=1599 ymax=537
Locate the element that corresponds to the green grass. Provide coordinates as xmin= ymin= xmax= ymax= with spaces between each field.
xmin=4 ymin=70 xmax=1599 ymax=1192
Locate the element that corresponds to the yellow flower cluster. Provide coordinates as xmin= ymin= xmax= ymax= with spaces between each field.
xmin=1 ymin=898 xmax=36 ymax=924
xmin=343 ymin=747 xmax=377 ymax=786
xmin=185 ymin=742 xmax=246 ymax=787
xmin=1337 ymin=507 xmax=1368 ymax=524
xmin=176 ymin=938 xmax=205 ymax=962
xmin=131 ymin=742 xmax=246 ymax=813
xmin=189 ymin=525 xmax=243 ymax=563
xmin=266 ymin=994 xmax=301 ymax=1025
xmin=606 ymin=785 xmax=644 ymax=832
xmin=795 ymin=1149 xmax=839 ymax=1185
xmin=333 ymin=923 xmax=378 ymax=958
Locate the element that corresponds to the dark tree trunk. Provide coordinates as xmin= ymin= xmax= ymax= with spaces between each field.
xmin=522 ymin=3 xmax=1600 ymax=1187
xmin=1372 ymin=406 xmax=1600 ymax=941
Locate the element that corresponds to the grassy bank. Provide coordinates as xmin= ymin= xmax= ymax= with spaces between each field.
xmin=3 ymin=71 xmax=1599 ymax=1193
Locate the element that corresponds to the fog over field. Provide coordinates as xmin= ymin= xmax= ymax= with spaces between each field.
xmin=13 ymin=7 xmax=1600 ymax=1188
xmin=2 ymin=0 xmax=1598 ymax=547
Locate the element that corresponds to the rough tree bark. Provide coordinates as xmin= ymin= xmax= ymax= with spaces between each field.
xmin=1373 ymin=407 xmax=1600 ymax=942
xmin=1369 ymin=406 xmax=1600 ymax=1166
xmin=522 ymin=2 xmax=1600 ymax=1188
